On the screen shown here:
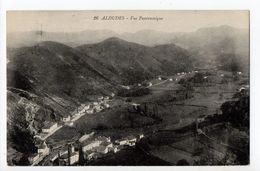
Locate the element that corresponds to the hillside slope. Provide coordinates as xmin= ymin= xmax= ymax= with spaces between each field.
xmin=77 ymin=37 xmax=193 ymax=84
xmin=7 ymin=41 xmax=117 ymax=101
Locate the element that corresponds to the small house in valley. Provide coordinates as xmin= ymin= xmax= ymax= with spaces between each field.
xmin=42 ymin=122 xmax=58 ymax=133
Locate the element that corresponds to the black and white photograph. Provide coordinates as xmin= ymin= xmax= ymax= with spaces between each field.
xmin=6 ymin=10 xmax=250 ymax=166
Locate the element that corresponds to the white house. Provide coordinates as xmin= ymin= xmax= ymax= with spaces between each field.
xmin=148 ymin=82 xmax=153 ymax=87
xmin=86 ymin=108 xmax=94 ymax=114
xmin=126 ymin=135 xmax=137 ymax=146
xmin=94 ymin=105 xmax=103 ymax=112
xmin=96 ymin=136 xmax=111 ymax=143
xmin=65 ymin=121 xmax=74 ymax=127
xmin=82 ymin=140 xmax=102 ymax=152
xmin=101 ymin=141 xmax=113 ymax=148
xmin=62 ymin=115 xmax=71 ymax=122
xmin=112 ymin=146 xmax=119 ymax=153
xmin=126 ymin=135 xmax=137 ymax=142
xmin=81 ymin=104 xmax=90 ymax=113
xmin=79 ymin=132 xmax=95 ymax=143
xmin=94 ymin=145 xmax=109 ymax=154
xmin=115 ymin=138 xmax=128 ymax=145
xmin=103 ymin=103 xmax=110 ymax=108
xmin=37 ymin=141 xmax=50 ymax=156
xmin=111 ymin=93 xmax=115 ymax=97
xmin=169 ymin=78 xmax=173 ymax=81
xmin=158 ymin=76 xmax=162 ymax=80
xmin=139 ymin=134 xmax=144 ymax=139
xmin=197 ymin=117 xmax=205 ymax=123
xmin=42 ymin=122 xmax=58 ymax=133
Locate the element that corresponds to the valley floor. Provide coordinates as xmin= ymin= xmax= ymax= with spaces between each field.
xmin=35 ymin=68 xmax=249 ymax=166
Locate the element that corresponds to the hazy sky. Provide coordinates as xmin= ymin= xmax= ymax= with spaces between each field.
xmin=7 ymin=11 xmax=249 ymax=33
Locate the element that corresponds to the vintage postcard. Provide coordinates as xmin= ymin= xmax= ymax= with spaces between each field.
xmin=6 ymin=10 xmax=249 ymax=166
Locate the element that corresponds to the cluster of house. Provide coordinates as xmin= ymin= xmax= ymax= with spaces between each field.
xmin=49 ymin=132 xmax=145 ymax=165
xmin=79 ymin=132 xmax=144 ymax=161
xmin=39 ymin=95 xmax=113 ymax=135
xmin=28 ymin=140 xmax=50 ymax=164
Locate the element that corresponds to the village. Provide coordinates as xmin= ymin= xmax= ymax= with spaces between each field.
xmin=28 ymin=92 xmax=116 ymax=165
xmin=28 ymin=67 xmax=249 ymax=166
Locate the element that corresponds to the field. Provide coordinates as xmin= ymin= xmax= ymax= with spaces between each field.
xmin=45 ymin=69 xmax=249 ymax=165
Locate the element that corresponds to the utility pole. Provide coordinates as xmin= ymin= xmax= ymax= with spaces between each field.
xmin=68 ymin=144 xmax=71 ymax=166
xmin=78 ymin=144 xmax=84 ymax=165
xmin=144 ymin=103 xmax=147 ymax=114
xmin=57 ymin=151 xmax=61 ymax=166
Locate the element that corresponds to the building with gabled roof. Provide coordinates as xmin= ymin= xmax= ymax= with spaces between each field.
xmin=82 ymin=140 xmax=102 ymax=152
xmin=42 ymin=122 xmax=58 ymax=133
xmin=93 ymin=145 xmax=109 ymax=154
xmin=37 ymin=141 xmax=50 ymax=156
xmin=79 ymin=132 xmax=95 ymax=143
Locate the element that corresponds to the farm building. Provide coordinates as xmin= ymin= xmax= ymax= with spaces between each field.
xmin=96 ymin=136 xmax=111 ymax=143
xmin=82 ymin=140 xmax=102 ymax=152
xmin=115 ymin=138 xmax=128 ymax=145
xmin=103 ymin=103 xmax=110 ymax=108
xmin=126 ymin=135 xmax=137 ymax=142
xmin=37 ymin=141 xmax=50 ymax=156
xmin=42 ymin=122 xmax=58 ymax=133
xmin=62 ymin=115 xmax=71 ymax=122
xmin=138 ymin=134 xmax=144 ymax=139
xmin=86 ymin=108 xmax=94 ymax=114
xmin=126 ymin=135 xmax=137 ymax=146
xmin=65 ymin=121 xmax=74 ymax=127
xmin=93 ymin=145 xmax=109 ymax=154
